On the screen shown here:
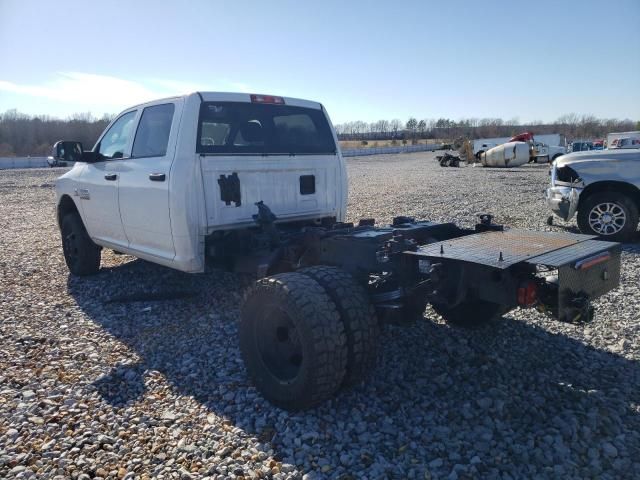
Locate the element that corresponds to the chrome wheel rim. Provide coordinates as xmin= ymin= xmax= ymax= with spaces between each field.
xmin=588 ymin=202 xmax=626 ymax=235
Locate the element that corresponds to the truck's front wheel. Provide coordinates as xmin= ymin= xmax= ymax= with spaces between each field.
xmin=577 ymin=192 xmax=639 ymax=242
xmin=431 ymin=298 xmax=505 ymax=328
xmin=61 ymin=212 xmax=101 ymax=276
xmin=240 ymin=272 xmax=347 ymax=410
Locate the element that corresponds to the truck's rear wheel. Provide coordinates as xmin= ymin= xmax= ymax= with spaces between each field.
xmin=577 ymin=192 xmax=639 ymax=242
xmin=299 ymin=266 xmax=379 ymax=388
xmin=61 ymin=212 xmax=101 ymax=276
xmin=240 ymin=272 xmax=347 ymax=410
xmin=431 ymin=298 xmax=504 ymax=328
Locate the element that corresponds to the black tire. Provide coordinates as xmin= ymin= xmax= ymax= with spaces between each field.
xmin=299 ymin=266 xmax=379 ymax=388
xmin=577 ymin=192 xmax=639 ymax=242
xmin=239 ymin=272 xmax=347 ymax=410
xmin=61 ymin=212 xmax=101 ymax=276
xmin=431 ymin=298 xmax=504 ymax=328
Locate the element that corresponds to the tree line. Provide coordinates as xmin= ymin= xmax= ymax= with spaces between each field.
xmin=0 ymin=109 xmax=638 ymax=157
xmin=335 ymin=115 xmax=640 ymax=142
xmin=0 ymin=110 xmax=113 ymax=157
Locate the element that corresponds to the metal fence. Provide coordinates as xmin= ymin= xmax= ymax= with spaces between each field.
xmin=0 ymin=157 xmax=50 ymax=169
xmin=341 ymin=143 xmax=443 ymax=157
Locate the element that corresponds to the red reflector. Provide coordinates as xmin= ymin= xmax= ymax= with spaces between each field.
xmin=517 ymin=281 xmax=538 ymax=307
xmin=574 ymin=252 xmax=610 ymax=270
xmin=250 ymin=94 xmax=285 ymax=104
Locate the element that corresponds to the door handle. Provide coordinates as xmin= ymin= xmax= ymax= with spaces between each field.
xmin=149 ymin=173 xmax=166 ymax=182
xmin=104 ymin=173 xmax=117 ymax=181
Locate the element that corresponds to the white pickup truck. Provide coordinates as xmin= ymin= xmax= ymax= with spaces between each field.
xmin=55 ymin=92 xmax=347 ymax=275
xmin=53 ymin=92 xmax=622 ymax=410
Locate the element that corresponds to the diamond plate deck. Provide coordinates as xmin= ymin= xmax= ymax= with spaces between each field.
xmin=411 ymin=229 xmax=597 ymax=269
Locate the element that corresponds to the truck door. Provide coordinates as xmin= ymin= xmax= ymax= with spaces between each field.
xmin=117 ymin=102 xmax=180 ymax=260
xmin=79 ymin=110 xmax=137 ymax=248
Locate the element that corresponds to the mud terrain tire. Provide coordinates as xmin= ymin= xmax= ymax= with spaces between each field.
xmin=299 ymin=266 xmax=379 ymax=388
xmin=240 ymin=272 xmax=347 ymax=410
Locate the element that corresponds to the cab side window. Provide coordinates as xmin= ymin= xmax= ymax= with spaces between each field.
xmin=132 ymin=104 xmax=175 ymax=158
xmin=98 ymin=111 xmax=137 ymax=159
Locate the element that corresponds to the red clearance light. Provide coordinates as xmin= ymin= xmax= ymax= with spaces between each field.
xmin=250 ymin=94 xmax=285 ymax=105
xmin=517 ymin=281 xmax=538 ymax=307
xmin=574 ymin=252 xmax=610 ymax=270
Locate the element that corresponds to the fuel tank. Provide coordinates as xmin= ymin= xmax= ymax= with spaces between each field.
xmin=481 ymin=141 xmax=530 ymax=167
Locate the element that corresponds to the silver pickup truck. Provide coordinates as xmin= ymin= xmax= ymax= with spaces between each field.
xmin=547 ymin=149 xmax=640 ymax=242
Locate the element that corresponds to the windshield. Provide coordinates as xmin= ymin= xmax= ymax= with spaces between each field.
xmin=197 ymin=102 xmax=336 ymax=155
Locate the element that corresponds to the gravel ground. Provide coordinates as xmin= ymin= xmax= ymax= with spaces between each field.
xmin=1 ymin=153 xmax=639 ymax=479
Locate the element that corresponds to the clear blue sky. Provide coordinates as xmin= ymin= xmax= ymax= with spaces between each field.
xmin=1 ymin=0 xmax=639 ymax=124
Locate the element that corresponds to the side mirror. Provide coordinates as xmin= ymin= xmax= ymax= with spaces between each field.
xmin=52 ymin=140 xmax=103 ymax=163
xmin=53 ymin=141 xmax=84 ymax=163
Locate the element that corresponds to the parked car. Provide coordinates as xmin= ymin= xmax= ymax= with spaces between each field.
xmin=547 ymin=149 xmax=640 ymax=241
xmin=569 ymin=141 xmax=593 ymax=152
xmin=46 ymin=157 xmax=67 ymax=167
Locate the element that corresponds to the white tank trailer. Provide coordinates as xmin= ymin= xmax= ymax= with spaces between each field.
xmin=480 ymin=142 xmax=530 ymax=168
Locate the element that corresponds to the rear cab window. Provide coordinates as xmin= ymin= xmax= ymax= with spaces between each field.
xmin=196 ymin=102 xmax=336 ymax=155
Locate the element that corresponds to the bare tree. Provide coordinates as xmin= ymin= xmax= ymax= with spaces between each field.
xmin=377 ymin=119 xmax=389 ymax=137
xmin=390 ymin=119 xmax=402 ymax=138
xmin=417 ymin=119 xmax=426 ymax=139
xmin=406 ymin=118 xmax=418 ymax=143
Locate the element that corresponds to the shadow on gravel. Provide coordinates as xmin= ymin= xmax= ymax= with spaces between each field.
xmin=69 ymin=258 xmax=640 ymax=475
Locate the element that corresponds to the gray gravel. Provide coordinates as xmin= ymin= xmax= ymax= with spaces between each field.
xmin=1 ymin=153 xmax=639 ymax=479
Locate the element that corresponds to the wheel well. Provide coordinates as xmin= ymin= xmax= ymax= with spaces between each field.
xmin=57 ymin=195 xmax=79 ymax=228
xmin=578 ymin=181 xmax=640 ymax=210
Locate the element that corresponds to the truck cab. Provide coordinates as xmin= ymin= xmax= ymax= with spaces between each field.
xmin=533 ymin=142 xmax=567 ymax=163
xmin=55 ymin=93 xmax=347 ymax=274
